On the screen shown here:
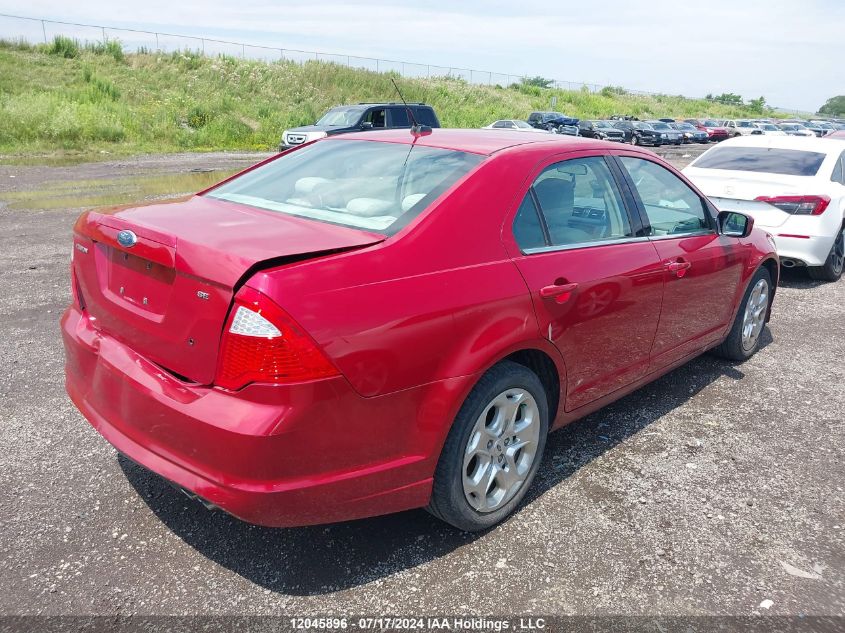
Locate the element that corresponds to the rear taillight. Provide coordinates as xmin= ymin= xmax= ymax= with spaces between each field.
xmin=755 ymin=195 xmax=831 ymax=216
xmin=215 ymin=287 xmax=338 ymax=391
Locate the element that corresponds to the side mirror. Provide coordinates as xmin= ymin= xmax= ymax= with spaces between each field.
xmin=360 ymin=121 xmax=374 ymax=130
xmin=718 ymin=210 xmax=754 ymax=238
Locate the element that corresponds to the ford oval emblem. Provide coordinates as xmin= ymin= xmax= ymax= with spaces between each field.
xmin=117 ymin=230 xmax=137 ymax=248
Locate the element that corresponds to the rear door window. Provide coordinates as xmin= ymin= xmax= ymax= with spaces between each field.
xmin=618 ymin=157 xmax=712 ymax=236
xmin=388 ymin=107 xmax=410 ymax=127
xmin=512 ymin=194 xmax=547 ymax=250
xmin=692 ymin=146 xmax=826 ymax=176
xmin=517 ymin=156 xmax=633 ymax=250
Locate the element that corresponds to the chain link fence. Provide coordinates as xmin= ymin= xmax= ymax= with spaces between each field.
xmin=0 ymin=12 xmax=658 ymax=97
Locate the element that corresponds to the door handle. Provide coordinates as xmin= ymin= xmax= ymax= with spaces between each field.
xmin=665 ymin=260 xmax=692 ymax=278
xmin=540 ymin=282 xmax=579 ymax=302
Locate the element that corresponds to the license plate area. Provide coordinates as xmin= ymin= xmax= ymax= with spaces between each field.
xmin=105 ymin=246 xmax=175 ymax=316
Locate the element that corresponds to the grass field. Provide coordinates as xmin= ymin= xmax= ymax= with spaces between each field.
xmin=0 ymin=37 xmax=785 ymax=156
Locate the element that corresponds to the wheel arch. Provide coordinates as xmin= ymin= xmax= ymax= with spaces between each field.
xmin=759 ymin=256 xmax=779 ymax=321
xmin=500 ymin=348 xmax=562 ymax=427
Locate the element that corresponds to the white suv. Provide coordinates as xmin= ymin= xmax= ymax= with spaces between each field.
xmin=683 ymin=136 xmax=845 ymax=281
xmin=723 ymin=120 xmax=762 ymax=137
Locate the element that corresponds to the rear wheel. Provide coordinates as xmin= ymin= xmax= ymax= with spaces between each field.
xmin=808 ymin=226 xmax=845 ymax=282
xmin=713 ymin=268 xmax=772 ymax=361
xmin=427 ymin=361 xmax=549 ymax=531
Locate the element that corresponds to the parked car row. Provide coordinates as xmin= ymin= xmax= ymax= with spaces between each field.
xmin=720 ymin=118 xmax=845 ymax=138
xmin=279 ymin=102 xmax=845 ymax=153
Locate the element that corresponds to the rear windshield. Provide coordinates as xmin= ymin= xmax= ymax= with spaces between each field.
xmin=692 ymin=146 xmax=827 ymax=176
xmin=414 ymin=107 xmax=439 ymax=127
xmin=205 ymin=140 xmax=484 ymax=234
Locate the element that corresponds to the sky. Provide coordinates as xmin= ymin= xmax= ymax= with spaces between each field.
xmin=1 ymin=0 xmax=842 ymax=112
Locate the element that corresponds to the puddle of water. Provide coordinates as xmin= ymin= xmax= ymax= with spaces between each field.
xmin=2 ymin=170 xmax=236 ymax=211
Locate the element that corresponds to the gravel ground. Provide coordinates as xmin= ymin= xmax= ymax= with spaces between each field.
xmin=0 ymin=148 xmax=842 ymax=620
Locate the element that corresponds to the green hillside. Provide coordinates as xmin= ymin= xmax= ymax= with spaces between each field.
xmin=0 ymin=37 xmax=782 ymax=156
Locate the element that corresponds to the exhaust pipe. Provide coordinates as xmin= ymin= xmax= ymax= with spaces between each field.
xmin=780 ymin=258 xmax=804 ymax=268
xmin=172 ymin=484 xmax=220 ymax=511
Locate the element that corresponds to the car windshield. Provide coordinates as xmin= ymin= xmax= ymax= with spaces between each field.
xmin=737 ymin=121 xmax=755 ymax=127
xmin=634 ymin=122 xmax=653 ymax=130
xmin=205 ymin=140 xmax=485 ymax=235
xmin=779 ymin=125 xmax=797 ymax=130
xmin=593 ymin=121 xmax=613 ymax=128
xmin=702 ymin=120 xmax=719 ymax=127
xmin=315 ymin=106 xmax=366 ymax=127
xmin=760 ymin=124 xmax=778 ymax=130
xmin=513 ymin=120 xmax=533 ymax=129
xmin=692 ymin=146 xmax=826 ymax=176
xmin=649 ymin=122 xmax=671 ymax=130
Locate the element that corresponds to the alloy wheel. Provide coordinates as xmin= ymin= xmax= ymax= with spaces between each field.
xmin=462 ymin=389 xmax=541 ymax=513
xmin=741 ymin=279 xmax=769 ymax=351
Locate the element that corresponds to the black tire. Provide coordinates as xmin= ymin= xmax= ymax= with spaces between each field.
xmin=712 ymin=267 xmax=772 ymax=361
xmin=631 ymin=135 xmax=640 ymax=146
xmin=807 ymin=226 xmax=845 ymax=282
xmin=427 ymin=361 xmax=549 ymax=532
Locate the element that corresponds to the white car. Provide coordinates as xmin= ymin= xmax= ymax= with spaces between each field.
xmin=683 ymin=136 xmax=845 ymax=281
xmin=754 ymin=123 xmax=787 ymax=136
xmin=723 ymin=119 xmax=762 ymax=137
xmin=482 ymin=120 xmax=551 ymax=133
xmin=778 ymin=123 xmax=816 ymax=137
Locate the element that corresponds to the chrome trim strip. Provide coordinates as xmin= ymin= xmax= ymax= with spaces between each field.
xmin=522 ymin=235 xmax=649 ymax=255
xmin=521 ymin=230 xmax=716 ymax=255
xmin=648 ymin=230 xmax=715 ymax=241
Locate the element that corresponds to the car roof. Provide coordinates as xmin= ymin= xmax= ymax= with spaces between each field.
xmin=329 ymin=128 xmax=607 ymax=155
xmin=355 ymin=102 xmax=431 ymax=107
xmin=709 ymin=134 xmax=845 ymax=154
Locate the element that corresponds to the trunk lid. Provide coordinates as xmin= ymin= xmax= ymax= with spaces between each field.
xmin=72 ymin=195 xmax=382 ymax=384
xmin=684 ymin=169 xmax=813 ymax=228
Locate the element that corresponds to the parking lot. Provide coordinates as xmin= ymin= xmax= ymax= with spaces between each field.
xmin=0 ymin=148 xmax=843 ymax=618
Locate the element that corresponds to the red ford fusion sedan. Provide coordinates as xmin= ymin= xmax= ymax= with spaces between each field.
xmin=62 ymin=129 xmax=778 ymax=531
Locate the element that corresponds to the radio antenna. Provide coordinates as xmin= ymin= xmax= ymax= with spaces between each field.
xmin=390 ymin=77 xmax=432 ymax=138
